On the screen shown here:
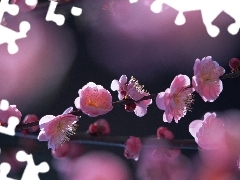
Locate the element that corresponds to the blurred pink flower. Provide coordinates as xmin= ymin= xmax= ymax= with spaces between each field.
xmin=88 ymin=119 xmax=110 ymax=135
xmin=156 ymin=75 xmax=194 ymax=123
xmin=189 ymin=112 xmax=225 ymax=150
xmin=0 ymin=104 xmax=22 ymax=124
xmin=37 ymin=110 xmax=78 ymax=150
xmin=124 ymin=136 xmax=142 ymax=161
xmin=57 ymin=151 xmax=132 ymax=180
xmin=137 ymin=138 xmax=190 ymax=180
xmin=23 ymin=114 xmax=39 ymax=132
xmin=237 ymin=156 xmax=240 ymax=170
xmin=75 ymin=82 xmax=113 ymax=117
xmin=192 ymin=56 xmax=225 ymax=102
xmin=51 ymin=142 xmax=71 ymax=158
xmin=111 ymin=75 xmax=152 ymax=117
xmin=157 ymin=126 xmax=174 ymax=140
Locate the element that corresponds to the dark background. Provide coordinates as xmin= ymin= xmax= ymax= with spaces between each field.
xmin=1 ymin=0 xmax=240 ymax=179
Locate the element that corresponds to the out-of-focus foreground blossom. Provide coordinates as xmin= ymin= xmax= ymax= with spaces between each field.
xmin=137 ymin=138 xmax=191 ymax=180
xmin=189 ymin=112 xmax=225 ymax=150
xmin=190 ymin=110 xmax=240 ymax=178
xmin=192 ymin=56 xmax=225 ymax=102
xmin=156 ymin=74 xmax=194 ymax=123
xmin=37 ymin=110 xmax=78 ymax=150
xmin=52 ymin=141 xmax=84 ymax=159
xmin=111 ymin=75 xmax=152 ymax=117
xmin=0 ymin=100 xmax=22 ymax=124
xmin=75 ymin=82 xmax=113 ymax=117
xmin=124 ymin=136 xmax=142 ymax=161
xmin=22 ymin=114 xmax=39 ymax=132
xmin=53 ymin=151 xmax=132 ymax=180
xmin=51 ymin=142 xmax=71 ymax=158
xmin=88 ymin=118 xmax=110 ymax=135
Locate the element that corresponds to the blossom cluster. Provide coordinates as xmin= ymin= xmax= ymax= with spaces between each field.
xmin=1 ymin=56 xmax=240 ymax=166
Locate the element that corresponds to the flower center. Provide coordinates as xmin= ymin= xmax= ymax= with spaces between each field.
xmin=56 ymin=122 xmax=64 ymax=133
xmin=88 ymin=100 xmax=98 ymax=107
xmin=202 ymin=72 xmax=212 ymax=82
xmin=172 ymin=87 xmax=194 ymax=114
xmin=55 ymin=121 xmax=78 ymax=145
xmin=86 ymin=99 xmax=109 ymax=109
xmin=173 ymin=94 xmax=180 ymax=105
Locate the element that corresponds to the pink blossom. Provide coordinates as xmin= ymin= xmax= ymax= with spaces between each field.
xmin=111 ymin=75 xmax=152 ymax=117
xmin=156 ymin=75 xmax=194 ymax=123
xmin=22 ymin=114 xmax=39 ymax=132
xmin=0 ymin=103 xmax=22 ymax=124
xmin=37 ymin=110 xmax=78 ymax=150
xmin=111 ymin=75 xmax=146 ymax=101
xmin=75 ymin=82 xmax=113 ymax=117
xmin=192 ymin=56 xmax=225 ymax=102
xmin=111 ymin=75 xmax=128 ymax=100
xmin=189 ymin=112 xmax=225 ymax=150
xmin=124 ymin=136 xmax=142 ymax=161
xmin=88 ymin=118 xmax=110 ymax=135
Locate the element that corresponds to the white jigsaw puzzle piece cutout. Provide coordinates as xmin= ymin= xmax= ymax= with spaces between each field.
xmin=0 ymin=21 xmax=30 ymax=54
xmin=0 ymin=162 xmax=17 ymax=180
xmin=0 ymin=99 xmax=20 ymax=136
xmin=46 ymin=0 xmax=65 ymax=26
xmin=0 ymin=0 xmax=19 ymax=21
xmin=150 ymin=0 xmax=240 ymax=37
xmin=0 ymin=148 xmax=17 ymax=180
xmin=16 ymin=151 xmax=50 ymax=180
xmin=0 ymin=116 xmax=20 ymax=136
xmin=0 ymin=0 xmax=31 ymax=54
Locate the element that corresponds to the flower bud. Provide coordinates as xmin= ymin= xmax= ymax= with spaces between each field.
xmin=229 ymin=58 xmax=240 ymax=72
xmin=124 ymin=136 xmax=142 ymax=161
xmin=157 ymin=127 xmax=174 ymax=140
xmin=125 ymin=103 xmax=136 ymax=112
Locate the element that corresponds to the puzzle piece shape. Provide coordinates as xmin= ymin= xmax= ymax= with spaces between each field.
xmin=0 ymin=162 xmax=17 ymax=180
xmin=150 ymin=0 xmax=240 ymax=37
xmin=0 ymin=0 xmax=31 ymax=54
xmin=0 ymin=99 xmax=10 ymax=111
xmin=46 ymin=0 xmax=82 ymax=26
xmin=46 ymin=1 xmax=65 ymax=26
xmin=0 ymin=21 xmax=30 ymax=54
xmin=16 ymin=151 xmax=49 ymax=180
xmin=0 ymin=116 xmax=20 ymax=136
xmin=0 ymin=0 xmax=19 ymax=22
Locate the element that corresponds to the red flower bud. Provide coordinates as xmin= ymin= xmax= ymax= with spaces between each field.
xmin=229 ymin=58 xmax=240 ymax=72
xmin=125 ymin=103 xmax=136 ymax=112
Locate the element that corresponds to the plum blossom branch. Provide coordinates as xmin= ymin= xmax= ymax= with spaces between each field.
xmin=220 ymin=70 xmax=240 ymax=79
xmin=14 ymin=131 xmax=198 ymax=149
xmin=13 ymin=69 xmax=240 ymax=131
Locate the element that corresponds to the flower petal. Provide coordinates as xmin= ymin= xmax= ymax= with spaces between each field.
xmin=39 ymin=115 xmax=55 ymax=129
xmin=134 ymin=102 xmax=147 ymax=117
xmin=38 ymin=130 xmax=48 ymax=141
xmin=110 ymin=80 xmax=120 ymax=91
xmin=156 ymin=92 xmax=166 ymax=110
xmin=119 ymin=75 xmax=127 ymax=85
xmin=189 ymin=120 xmax=202 ymax=139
